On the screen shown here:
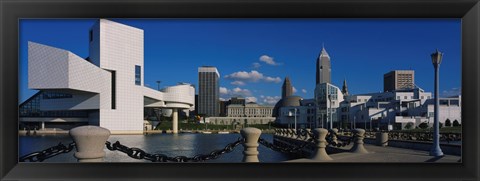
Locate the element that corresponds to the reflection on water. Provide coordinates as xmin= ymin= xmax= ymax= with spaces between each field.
xmin=19 ymin=133 xmax=295 ymax=163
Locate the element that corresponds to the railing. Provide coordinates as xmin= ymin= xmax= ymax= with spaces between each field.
xmin=20 ymin=126 xmax=371 ymax=163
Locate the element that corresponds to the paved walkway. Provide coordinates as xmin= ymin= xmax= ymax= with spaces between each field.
xmin=287 ymin=144 xmax=461 ymax=163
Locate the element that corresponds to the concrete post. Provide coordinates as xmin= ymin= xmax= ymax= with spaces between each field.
xmin=172 ymin=108 xmax=178 ymax=134
xmin=350 ymin=129 xmax=369 ymax=153
xmin=331 ymin=128 xmax=338 ymax=144
xmin=241 ymin=127 xmax=261 ymax=162
xmin=69 ymin=126 xmax=111 ymax=162
xmin=41 ymin=122 xmax=45 ymax=130
xmin=375 ymin=132 xmax=388 ymax=147
xmin=310 ymin=128 xmax=332 ymax=161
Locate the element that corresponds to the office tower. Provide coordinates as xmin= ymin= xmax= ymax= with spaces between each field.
xmin=282 ymin=77 xmax=293 ymax=98
xmin=342 ymin=78 xmax=349 ymax=97
xmin=384 ymin=70 xmax=415 ymax=92
xmin=198 ymin=66 xmax=220 ymax=116
xmin=316 ymin=46 xmax=331 ymax=85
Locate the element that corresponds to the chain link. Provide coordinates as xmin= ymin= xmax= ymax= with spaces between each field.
xmin=325 ymin=130 xmax=354 ymax=147
xmin=19 ymin=142 xmax=76 ymax=162
xmin=105 ymin=137 xmax=245 ymax=162
xmin=258 ymin=137 xmax=314 ymax=154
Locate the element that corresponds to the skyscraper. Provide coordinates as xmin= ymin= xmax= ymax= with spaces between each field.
xmin=316 ymin=46 xmax=331 ymax=85
xmin=198 ymin=66 xmax=220 ymax=117
xmin=282 ymin=77 xmax=293 ymax=98
xmin=342 ymin=78 xmax=349 ymax=97
xmin=384 ymin=70 xmax=415 ymax=92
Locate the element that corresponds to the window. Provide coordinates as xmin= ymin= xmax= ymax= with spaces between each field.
xmin=404 ymin=96 xmax=407 ymax=99
xmin=135 ymin=65 xmax=141 ymax=85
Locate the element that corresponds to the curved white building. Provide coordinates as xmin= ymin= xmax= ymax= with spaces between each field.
xmin=22 ymin=19 xmax=194 ymax=134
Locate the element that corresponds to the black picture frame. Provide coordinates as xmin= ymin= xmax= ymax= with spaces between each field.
xmin=1 ymin=0 xmax=479 ymax=180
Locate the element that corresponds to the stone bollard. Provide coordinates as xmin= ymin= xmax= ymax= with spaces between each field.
xmin=70 ymin=126 xmax=111 ymax=162
xmin=240 ymin=127 xmax=261 ymax=162
xmin=350 ymin=129 xmax=369 ymax=154
xmin=331 ymin=128 xmax=338 ymax=144
xmin=376 ymin=132 xmax=388 ymax=147
xmin=310 ymin=128 xmax=333 ymax=161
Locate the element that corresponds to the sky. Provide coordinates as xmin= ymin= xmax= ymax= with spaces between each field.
xmin=19 ymin=19 xmax=461 ymax=105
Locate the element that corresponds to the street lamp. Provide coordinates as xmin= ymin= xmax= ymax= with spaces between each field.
xmin=328 ymin=95 xmax=333 ymax=130
xmin=156 ymin=80 xmax=161 ymax=91
xmin=430 ymin=49 xmax=444 ymax=157
xmin=294 ymin=108 xmax=297 ymax=131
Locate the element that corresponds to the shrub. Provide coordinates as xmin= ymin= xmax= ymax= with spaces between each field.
xmin=453 ymin=120 xmax=460 ymax=127
xmin=404 ymin=122 xmax=414 ymax=129
xmin=418 ymin=122 xmax=429 ymax=129
xmin=445 ymin=119 xmax=451 ymax=127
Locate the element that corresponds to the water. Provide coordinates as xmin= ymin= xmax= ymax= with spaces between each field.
xmin=19 ymin=133 xmax=295 ymax=163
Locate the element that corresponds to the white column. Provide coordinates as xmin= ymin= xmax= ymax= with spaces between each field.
xmin=172 ymin=108 xmax=178 ymax=134
xmin=41 ymin=122 xmax=45 ymax=130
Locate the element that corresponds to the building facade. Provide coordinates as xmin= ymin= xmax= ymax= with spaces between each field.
xmin=314 ymin=83 xmax=345 ymax=128
xmin=207 ymin=102 xmax=275 ymax=126
xmin=384 ymin=70 xmax=415 ymax=92
xmin=316 ymin=46 xmax=331 ymax=84
xmin=339 ymin=88 xmax=461 ymax=130
xmin=21 ymin=19 xmax=195 ymax=134
xmin=198 ymin=66 xmax=220 ymax=117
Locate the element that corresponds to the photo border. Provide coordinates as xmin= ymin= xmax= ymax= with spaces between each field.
xmin=1 ymin=0 xmax=479 ymax=180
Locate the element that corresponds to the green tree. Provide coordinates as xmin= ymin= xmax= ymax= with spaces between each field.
xmin=418 ymin=122 xmax=429 ymax=129
xmin=445 ymin=119 xmax=451 ymax=127
xmin=404 ymin=122 xmax=414 ymax=130
xmin=453 ymin=120 xmax=460 ymax=127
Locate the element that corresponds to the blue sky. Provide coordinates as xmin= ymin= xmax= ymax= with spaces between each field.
xmin=19 ymin=19 xmax=461 ymax=105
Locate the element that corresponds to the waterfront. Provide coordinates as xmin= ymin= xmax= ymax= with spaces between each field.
xmin=20 ymin=133 xmax=295 ymax=163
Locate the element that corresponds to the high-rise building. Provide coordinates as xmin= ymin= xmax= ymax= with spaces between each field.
xmin=342 ymin=78 xmax=349 ymax=97
xmin=316 ymin=46 xmax=331 ymax=85
xmin=282 ymin=77 xmax=293 ymax=98
xmin=384 ymin=70 xmax=415 ymax=92
xmin=198 ymin=66 xmax=220 ymax=117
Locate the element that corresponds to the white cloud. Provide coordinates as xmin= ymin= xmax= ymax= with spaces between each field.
xmin=293 ymin=86 xmax=297 ymax=93
xmin=441 ymin=87 xmax=461 ymax=97
xmin=259 ymin=55 xmax=281 ymax=66
xmin=246 ymin=96 xmax=258 ymax=103
xmin=219 ymin=87 xmax=253 ymax=100
xmin=264 ymin=76 xmax=282 ymax=83
xmin=252 ymin=62 xmax=261 ymax=69
xmin=301 ymin=89 xmax=307 ymax=93
xmin=232 ymin=87 xmax=252 ymax=96
xmin=262 ymin=96 xmax=281 ymax=105
xmin=225 ymin=70 xmax=281 ymax=84
xmin=219 ymin=87 xmax=229 ymax=94
xmin=231 ymin=81 xmax=246 ymax=86
xmin=219 ymin=98 xmax=226 ymax=101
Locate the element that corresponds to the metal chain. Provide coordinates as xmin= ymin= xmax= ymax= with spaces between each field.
xmin=258 ymin=138 xmax=314 ymax=154
xmin=19 ymin=142 xmax=76 ymax=162
xmin=105 ymin=138 xmax=245 ymax=162
xmin=325 ymin=130 xmax=354 ymax=147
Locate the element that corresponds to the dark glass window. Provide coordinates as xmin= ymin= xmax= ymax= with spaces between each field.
xmin=135 ymin=65 xmax=141 ymax=85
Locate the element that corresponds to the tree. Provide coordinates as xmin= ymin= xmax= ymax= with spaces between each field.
xmin=453 ymin=120 xmax=460 ymax=127
xmin=418 ymin=122 xmax=429 ymax=129
xmin=445 ymin=119 xmax=451 ymax=127
xmin=439 ymin=122 xmax=443 ymax=129
xmin=404 ymin=122 xmax=414 ymax=130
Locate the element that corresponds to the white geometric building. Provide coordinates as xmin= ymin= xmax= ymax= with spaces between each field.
xmin=339 ymin=88 xmax=461 ymax=130
xmin=23 ymin=19 xmax=194 ymax=134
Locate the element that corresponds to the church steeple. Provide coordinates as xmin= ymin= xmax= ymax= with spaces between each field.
xmin=342 ymin=78 xmax=349 ymax=97
xmin=282 ymin=77 xmax=293 ymax=98
xmin=316 ymin=45 xmax=331 ymax=85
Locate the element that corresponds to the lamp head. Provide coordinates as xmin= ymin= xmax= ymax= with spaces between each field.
xmin=431 ymin=49 xmax=443 ymax=66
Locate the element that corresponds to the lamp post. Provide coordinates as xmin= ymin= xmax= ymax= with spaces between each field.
xmin=156 ymin=80 xmax=161 ymax=91
xmin=328 ymin=95 xmax=333 ymax=130
xmin=430 ymin=49 xmax=444 ymax=157
xmin=294 ymin=108 xmax=297 ymax=131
